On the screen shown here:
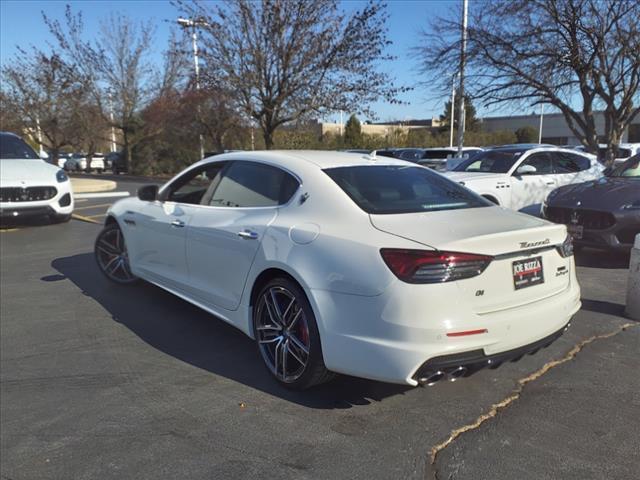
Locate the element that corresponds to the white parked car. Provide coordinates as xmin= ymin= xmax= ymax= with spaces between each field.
xmin=56 ymin=153 xmax=73 ymax=169
xmin=95 ymin=151 xmax=580 ymax=389
xmin=598 ymin=143 xmax=640 ymax=164
xmin=446 ymin=146 xmax=604 ymax=215
xmin=0 ymin=132 xmax=74 ymax=223
xmin=65 ymin=153 xmax=105 ymax=172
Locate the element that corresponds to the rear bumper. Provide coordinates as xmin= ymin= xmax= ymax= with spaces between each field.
xmin=413 ymin=319 xmax=571 ymax=384
xmin=308 ymin=260 xmax=581 ymax=386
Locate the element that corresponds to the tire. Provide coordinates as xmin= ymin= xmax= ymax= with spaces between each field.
xmin=50 ymin=213 xmax=72 ymax=224
xmin=94 ymin=223 xmax=138 ymax=284
xmin=253 ymin=277 xmax=334 ymax=390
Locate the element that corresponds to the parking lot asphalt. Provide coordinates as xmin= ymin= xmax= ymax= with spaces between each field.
xmin=1 ymin=178 xmax=638 ymax=480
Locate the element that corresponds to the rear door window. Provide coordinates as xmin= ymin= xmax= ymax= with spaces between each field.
xmin=554 ymin=152 xmax=590 ymax=173
xmin=209 ymin=161 xmax=299 ymax=207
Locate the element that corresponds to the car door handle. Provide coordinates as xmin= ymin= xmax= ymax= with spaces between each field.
xmin=171 ymin=220 xmax=185 ymax=228
xmin=238 ymin=230 xmax=258 ymax=240
xmin=546 ymin=182 xmax=555 ymax=186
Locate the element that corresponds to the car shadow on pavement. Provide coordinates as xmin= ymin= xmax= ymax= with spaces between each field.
xmin=50 ymin=253 xmax=411 ymax=409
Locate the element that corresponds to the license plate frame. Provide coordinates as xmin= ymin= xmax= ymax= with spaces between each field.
xmin=512 ymin=256 xmax=544 ymax=290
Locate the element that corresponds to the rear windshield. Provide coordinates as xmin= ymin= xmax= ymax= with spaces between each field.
xmin=0 ymin=135 xmax=40 ymax=159
xmin=325 ymin=165 xmax=491 ymax=214
xmin=453 ymin=149 xmax=523 ymax=173
xmin=422 ymin=149 xmax=455 ymax=159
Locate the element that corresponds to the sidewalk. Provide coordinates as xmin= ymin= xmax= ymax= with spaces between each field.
xmin=71 ymin=178 xmax=117 ymax=193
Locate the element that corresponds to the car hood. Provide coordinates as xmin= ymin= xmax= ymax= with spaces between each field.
xmin=548 ymin=176 xmax=640 ymax=209
xmin=0 ymin=159 xmax=59 ymax=184
xmin=444 ymin=172 xmax=507 ymax=183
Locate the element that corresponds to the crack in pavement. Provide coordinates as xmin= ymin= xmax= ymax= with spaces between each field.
xmin=427 ymin=322 xmax=638 ymax=480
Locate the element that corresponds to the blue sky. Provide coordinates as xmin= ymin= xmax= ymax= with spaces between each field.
xmin=0 ymin=0 xmax=505 ymax=122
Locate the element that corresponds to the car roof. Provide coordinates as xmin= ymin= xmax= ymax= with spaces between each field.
xmin=0 ymin=131 xmax=22 ymax=138
xmin=201 ymin=149 xmax=413 ymax=171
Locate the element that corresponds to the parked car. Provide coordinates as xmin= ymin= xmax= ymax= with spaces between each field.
xmin=90 ymin=153 xmax=106 ymax=173
xmin=105 ymin=151 xmax=128 ymax=174
xmin=0 ymin=132 xmax=74 ymax=223
xmin=597 ymin=143 xmax=640 ymax=164
xmin=56 ymin=153 xmax=73 ymax=169
xmin=64 ymin=153 xmax=88 ymax=172
xmin=445 ymin=146 xmax=604 ymax=215
xmin=95 ymin=150 xmax=580 ymax=389
xmin=64 ymin=153 xmax=105 ymax=172
xmin=418 ymin=147 xmax=483 ymax=170
xmin=542 ymin=154 xmax=639 ymax=252
xmin=342 ymin=149 xmax=371 ymax=154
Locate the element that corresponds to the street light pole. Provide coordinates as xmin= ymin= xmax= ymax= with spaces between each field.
xmin=538 ymin=102 xmax=544 ymax=144
xmin=178 ymin=17 xmax=207 ymax=159
xmin=449 ymin=73 xmax=456 ymax=148
xmin=456 ymin=0 xmax=468 ymax=154
xmin=35 ymin=116 xmax=45 ymax=157
xmin=108 ymin=91 xmax=117 ymax=153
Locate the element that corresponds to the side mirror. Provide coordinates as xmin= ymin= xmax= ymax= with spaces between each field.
xmin=516 ymin=164 xmax=537 ymax=175
xmin=137 ymin=185 xmax=159 ymax=201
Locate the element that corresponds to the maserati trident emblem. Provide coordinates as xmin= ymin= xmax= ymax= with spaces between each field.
xmin=570 ymin=211 xmax=580 ymax=225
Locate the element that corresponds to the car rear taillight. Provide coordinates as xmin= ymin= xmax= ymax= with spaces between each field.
xmin=380 ymin=249 xmax=493 ymax=284
xmin=556 ymin=235 xmax=574 ymax=258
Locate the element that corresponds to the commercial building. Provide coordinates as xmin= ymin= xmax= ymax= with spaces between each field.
xmin=480 ymin=110 xmax=640 ymax=145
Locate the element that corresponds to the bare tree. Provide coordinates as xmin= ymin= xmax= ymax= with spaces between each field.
xmin=1 ymin=48 xmax=88 ymax=162
xmin=44 ymin=7 xmax=185 ymax=171
xmin=417 ymin=0 xmax=640 ymax=165
xmin=178 ymin=0 xmax=407 ymax=149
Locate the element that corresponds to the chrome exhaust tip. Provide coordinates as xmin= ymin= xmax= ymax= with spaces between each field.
xmin=447 ymin=366 xmax=467 ymax=382
xmin=418 ymin=370 xmax=446 ymax=386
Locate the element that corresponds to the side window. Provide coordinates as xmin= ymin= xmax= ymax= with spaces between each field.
xmin=555 ymin=152 xmax=590 ymax=173
xmin=209 ymin=161 xmax=299 ymax=208
xmin=166 ymin=163 xmax=225 ymax=205
xmin=519 ymin=153 xmax=553 ymax=175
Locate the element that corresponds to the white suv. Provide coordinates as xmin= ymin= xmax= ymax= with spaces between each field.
xmin=445 ymin=146 xmax=604 ymax=215
xmin=0 ymin=132 xmax=74 ymax=223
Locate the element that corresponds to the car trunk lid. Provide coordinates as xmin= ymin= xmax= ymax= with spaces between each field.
xmin=370 ymin=207 xmax=571 ymax=314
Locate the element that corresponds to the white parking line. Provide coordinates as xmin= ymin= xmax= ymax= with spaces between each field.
xmin=74 ymin=192 xmax=130 ymax=199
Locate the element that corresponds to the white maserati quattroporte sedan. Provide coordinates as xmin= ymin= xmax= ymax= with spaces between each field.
xmin=95 ymin=151 xmax=581 ymax=389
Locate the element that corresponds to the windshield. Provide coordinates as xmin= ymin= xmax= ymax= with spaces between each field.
xmin=0 ymin=135 xmax=40 ymax=159
xmin=325 ymin=165 xmax=491 ymax=214
xmin=453 ymin=149 xmax=523 ymax=173
xmin=610 ymin=155 xmax=640 ymax=178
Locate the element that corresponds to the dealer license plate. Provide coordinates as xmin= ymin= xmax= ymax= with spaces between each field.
xmin=512 ymin=256 xmax=544 ymax=290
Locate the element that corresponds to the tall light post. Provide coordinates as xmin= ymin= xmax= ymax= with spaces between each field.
xmin=35 ymin=116 xmax=45 ymax=157
xmin=108 ymin=90 xmax=117 ymax=153
xmin=449 ymin=73 xmax=458 ymax=148
xmin=177 ymin=17 xmax=208 ymax=159
xmin=538 ymin=102 xmax=544 ymax=144
xmin=456 ymin=0 xmax=468 ymax=154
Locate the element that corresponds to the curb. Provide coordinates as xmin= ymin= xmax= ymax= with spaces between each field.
xmin=71 ymin=178 xmax=117 ymax=193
